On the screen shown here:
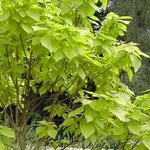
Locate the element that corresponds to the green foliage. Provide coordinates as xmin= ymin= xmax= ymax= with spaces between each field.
xmin=37 ymin=120 xmax=57 ymax=139
xmin=0 ymin=125 xmax=15 ymax=150
xmin=0 ymin=0 xmax=149 ymax=149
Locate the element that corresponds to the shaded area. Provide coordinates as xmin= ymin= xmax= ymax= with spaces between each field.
xmin=109 ymin=0 xmax=150 ymax=94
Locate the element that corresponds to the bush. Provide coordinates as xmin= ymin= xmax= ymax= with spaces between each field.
xmin=0 ymin=0 xmax=149 ymax=149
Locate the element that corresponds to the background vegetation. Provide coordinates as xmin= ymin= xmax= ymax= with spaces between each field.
xmin=109 ymin=0 xmax=150 ymax=94
xmin=0 ymin=0 xmax=149 ymax=150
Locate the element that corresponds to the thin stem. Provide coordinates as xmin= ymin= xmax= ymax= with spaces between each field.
xmin=130 ymin=139 xmax=141 ymax=150
xmin=0 ymin=100 xmax=16 ymax=128
xmin=20 ymin=34 xmax=27 ymax=58
xmin=21 ymin=53 xmax=32 ymax=126
xmin=15 ymin=78 xmax=20 ymax=127
xmin=6 ymin=45 xmax=20 ymax=127
xmin=121 ymin=134 xmax=132 ymax=150
xmin=74 ymin=9 xmax=81 ymax=27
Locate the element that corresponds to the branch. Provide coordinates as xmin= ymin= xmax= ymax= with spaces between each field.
xmin=6 ymin=45 xmax=20 ymax=126
xmin=21 ymin=53 xmax=33 ymax=126
xmin=93 ymin=53 xmax=128 ymax=79
xmin=20 ymin=34 xmax=27 ymax=58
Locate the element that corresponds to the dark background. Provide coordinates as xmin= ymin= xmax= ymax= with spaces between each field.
xmin=108 ymin=0 xmax=150 ymax=95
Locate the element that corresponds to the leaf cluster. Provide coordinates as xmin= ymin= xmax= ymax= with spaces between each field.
xmin=0 ymin=0 xmax=149 ymax=149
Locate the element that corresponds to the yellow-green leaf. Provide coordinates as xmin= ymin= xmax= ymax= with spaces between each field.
xmin=100 ymin=0 xmax=108 ymax=10
xmin=41 ymin=36 xmax=57 ymax=53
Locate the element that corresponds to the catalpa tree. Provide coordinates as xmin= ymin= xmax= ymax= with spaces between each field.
xmin=0 ymin=0 xmax=149 ymax=150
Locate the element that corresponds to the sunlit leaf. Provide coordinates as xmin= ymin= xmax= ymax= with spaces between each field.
xmin=69 ymin=107 xmax=84 ymax=117
xmin=100 ymin=0 xmax=108 ymax=10
xmin=128 ymin=124 xmax=141 ymax=135
xmin=0 ymin=10 xmax=10 ymax=22
xmin=21 ymin=24 xmax=33 ymax=33
xmin=26 ymin=10 xmax=40 ymax=21
xmin=0 ymin=126 xmax=15 ymax=138
xmin=143 ymin=135 xmax=150 ymax=150
xmin=36 ymin=126 xmax=47 ymax=138
xmin=80 ymin=122 xmax=95 ymax=139
xmin=41 ymin=36 xmax=57 ymax=53
xmin=130 ymin=54 xmax=141 ymax=72
xmin=47 ymin=127 xmax=57 ymax=139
